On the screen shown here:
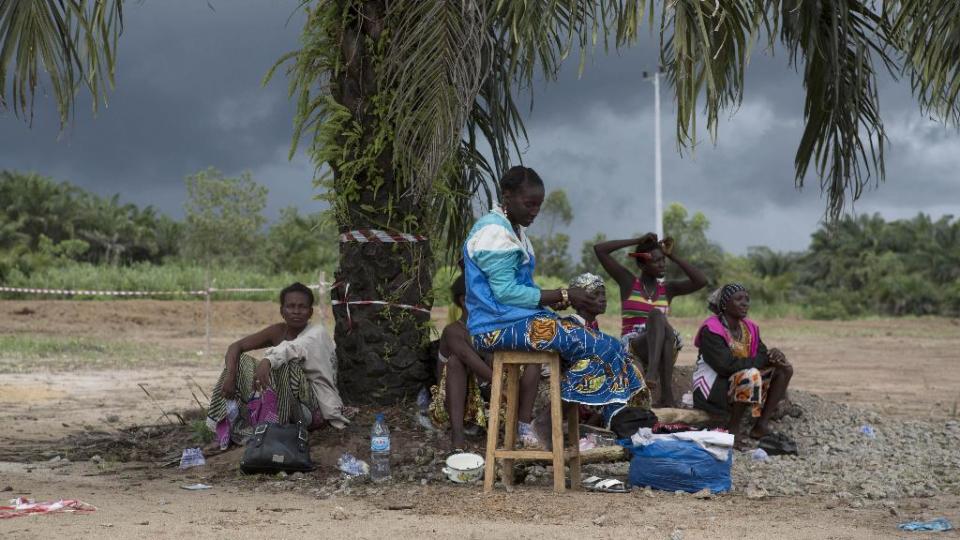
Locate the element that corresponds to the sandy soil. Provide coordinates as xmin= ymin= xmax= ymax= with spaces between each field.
xmin=1 ymin=300 xmax=959 ymax=539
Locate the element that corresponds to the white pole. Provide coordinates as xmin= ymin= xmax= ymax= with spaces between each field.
xmin=653 ymin=71 xmax=664 ymax=240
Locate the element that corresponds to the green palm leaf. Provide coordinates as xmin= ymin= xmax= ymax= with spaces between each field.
xmin=775 ymin=0 xmax=895 ymax=219
xmin=381 ymin=0 xmax=488 ymax=197
xmin=0 ymin=0 xmax=122 ymax=127
xmin=890 ymin=1 xmax=960 ymax=125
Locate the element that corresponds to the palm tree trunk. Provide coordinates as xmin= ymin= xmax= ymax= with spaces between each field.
xmin=329 ymin=1 xmax=434 ymax=404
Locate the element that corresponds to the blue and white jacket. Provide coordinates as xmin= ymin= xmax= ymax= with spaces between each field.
xmin=462 ymin=206 xmax=548 ymax=335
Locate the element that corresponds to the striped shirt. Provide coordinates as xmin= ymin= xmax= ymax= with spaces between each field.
xmin=621 ymin=278 xmax=670 ymax=336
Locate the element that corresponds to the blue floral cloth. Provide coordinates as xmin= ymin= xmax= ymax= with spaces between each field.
xmin=473 ymin=313 xmax=645 ymax=425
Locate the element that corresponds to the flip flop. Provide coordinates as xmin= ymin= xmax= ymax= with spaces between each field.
xmin=582 ymin=476 xmax=629 ymax=493
xmin=580 ymin=424 xmax=614 ymax=435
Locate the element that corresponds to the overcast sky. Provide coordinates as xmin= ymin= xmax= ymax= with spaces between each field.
xmin=3 ymin=1 xmax=959 ymax=255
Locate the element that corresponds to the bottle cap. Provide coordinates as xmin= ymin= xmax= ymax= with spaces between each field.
xmin=375 ymin=413 xmax=385 ymax=422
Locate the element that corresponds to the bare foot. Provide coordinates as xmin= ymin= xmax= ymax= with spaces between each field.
xmin=531 ymin=410 xmax=552 ymax=451
xmin=750 ymin=420 xmax=772 ymax=439
xmin=733 ymin=432 xmax=750 ymax=451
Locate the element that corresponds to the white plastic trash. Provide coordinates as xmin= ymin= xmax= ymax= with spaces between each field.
xmin=179 ymin=447 xmax=206 ymax=470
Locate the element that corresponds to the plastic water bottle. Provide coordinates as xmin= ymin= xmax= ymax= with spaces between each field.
xmin=225 ymin=399 xmax=240 ymax=423
xmin=179 ymin=447 xmax=206 ymax=470
xmin=370 ymin=413 xmax=391 ymax=482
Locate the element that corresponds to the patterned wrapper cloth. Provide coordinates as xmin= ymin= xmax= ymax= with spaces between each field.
xmin=206 ymin=353 xmax=321 ymax=446
xmin=473 ymin=314 xmax=645 ymax=426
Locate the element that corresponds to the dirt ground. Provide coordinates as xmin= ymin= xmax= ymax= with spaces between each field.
xmin=1 ymin=300 xmax=959 ymax=539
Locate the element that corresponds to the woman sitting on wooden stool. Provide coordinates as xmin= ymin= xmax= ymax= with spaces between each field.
xmin=462 ymin=166 xmax=646 ymax=448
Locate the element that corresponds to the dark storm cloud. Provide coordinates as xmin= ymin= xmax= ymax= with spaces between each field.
xmin=515 ymin=38 xmax=960 ymax=253
xmin=0 ymin=0 xmax=314 ymax=218
xmin=2 ymin=5 xmax=958 ymax=253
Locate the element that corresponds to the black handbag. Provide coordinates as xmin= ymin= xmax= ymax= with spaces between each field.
xmin=609 ymin=407 xmax=659 ymax=438
xmin=239 ymin=382 xmax=314 ymax=474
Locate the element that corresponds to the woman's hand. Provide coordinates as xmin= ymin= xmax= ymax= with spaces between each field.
xmin=222 ymin=370 xmax=238 ymax=399
xmin=568 ymin=287 xmax=603 ymax=314
xmin=660 ymin=236 xmax=675 ymax=257
xmin=768 ymin=348 xmax=790 ymax=368
xmin=253 ymin=358 xmax=273 ymax=391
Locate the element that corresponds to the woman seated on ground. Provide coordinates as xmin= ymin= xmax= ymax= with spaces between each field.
xmin=206 ymin=282 xmax=350 ymax=448
xmin=463 ymin=166 xmax=646 ymax=447
xmin=429 ymin=274 xmax=539 ymax=450
xmin=594 ymin=233 xmax=707 ymax=406
xmin=692 ymin=283 xmax=793 ymax=448
xmin=564 ymin=272 xmax=652 ymax=426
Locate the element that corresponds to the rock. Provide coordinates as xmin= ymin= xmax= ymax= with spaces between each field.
xmin=331 ymin=506 xmax=348 ymax=520
xmin=693 ymin=488 xmax=712 ymax=500
xmin=106 ymin=415 xmax=120 ymax=423
xmin=528 ymin=465 xmax=547 ymax=477
xmin=1 ymin=486 xmax=11 ymax=492
xmin=592 ymin=514 xmax=611 ymax=527
xmin=414 ymin=446 xmax=435 ymax=467
xmin=91 ymin=455 xmax=103 ymax=464
xmin=670 ymin=529 xmax=685 ymax=540
xmin=277 ymin=471 xmax=288 ymax=479
xmin=48 ymin=455 xmax=61 ymax=462
xmin=745 ymin=486 xmax=769 ymax=500
xmin=291 ymin=472 xmax=304 ymax=481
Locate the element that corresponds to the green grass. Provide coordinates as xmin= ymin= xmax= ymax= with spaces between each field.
xmin=0 ymin=334 xmax=170 ymax=372
xmin=1 ymin=261 xmax=318 ymax=301
xmin=189 ymin=418 xmax=214 ymax=444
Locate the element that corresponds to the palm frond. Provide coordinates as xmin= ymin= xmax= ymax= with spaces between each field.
xmin=660 ymin=0 xmax=763 ymax=147
xmin=381 ymin=0 xmax=488 ymax=199
xmin=491 ymin=0 xmax=650 ymax=87
xmin=889 ymin=1 xmax=960 ymax=125
xmin=0 ymin=0 xmax=122 ymax=127
xmin=777 ymin=0 xmax=895 ymax=219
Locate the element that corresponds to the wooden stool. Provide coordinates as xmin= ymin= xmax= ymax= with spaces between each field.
xmin=483 ymin=351 xmax=581 ymax=493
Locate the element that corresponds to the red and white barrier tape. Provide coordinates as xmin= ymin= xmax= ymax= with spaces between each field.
xmin=0 ymin=284 xmax=328 ymax=297
xmin=339 ymin=229 xmax=427 ymax=243
xmin=1 ymin=497 xmax=97 ymax=519
xmin=329 ymin=282 xmax=430 ymax=330
xmin=0 ymin=286 xmax=207 ymax=296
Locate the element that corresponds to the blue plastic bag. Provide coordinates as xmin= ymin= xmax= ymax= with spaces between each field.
xmin=622 ymin=439 xmax=732 ymax=493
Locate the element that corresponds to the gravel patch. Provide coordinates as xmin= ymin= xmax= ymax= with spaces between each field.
xmin=256 ymin=390 xmax=960 ymax=504
xmin=733 ymin=390 xmax=960 ymax=500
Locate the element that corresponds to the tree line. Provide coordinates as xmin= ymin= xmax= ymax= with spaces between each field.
xmin=3 ymin=171 xmax=958 ymax=318
xmin=528 ymin=191 xmax=960 ymax=319
xmin=0 ymin=169 xmax=339 ymax=283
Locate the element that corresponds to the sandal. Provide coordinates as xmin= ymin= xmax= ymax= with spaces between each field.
xmin=582 ymin=476 xmax=630 ymax=493
xmin=518 ymin=422 xmax=544 ymax=450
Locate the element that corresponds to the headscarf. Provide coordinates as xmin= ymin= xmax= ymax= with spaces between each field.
xmin=569 ymin=272 xmax=605 ymax=293
xmin=707 ymin=283 xmax=747 ymax=315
